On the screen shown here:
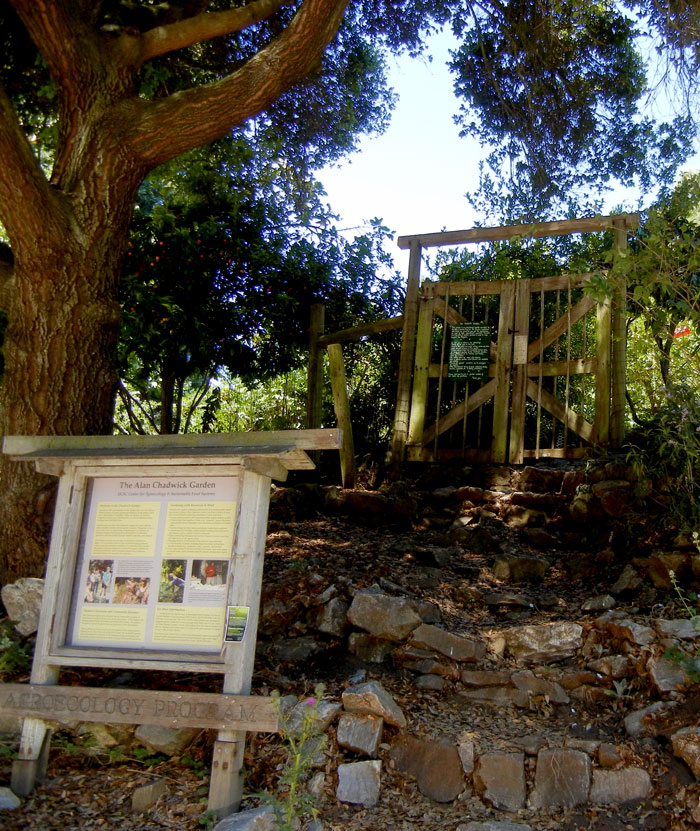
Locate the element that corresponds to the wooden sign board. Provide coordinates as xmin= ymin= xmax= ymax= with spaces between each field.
xmin=1 ymin=430 xmax=341 ymax=819
xmin=0 ymin=684 xmax=278 ymax=732
xmin=448 ymin=322 xmax=491 ymax=381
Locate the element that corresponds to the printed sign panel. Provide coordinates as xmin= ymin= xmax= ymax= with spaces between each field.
xmin=67 ymin=476 xmax=239 ymax=653
xmin=447 ymin=323 xmax=491 ymax=381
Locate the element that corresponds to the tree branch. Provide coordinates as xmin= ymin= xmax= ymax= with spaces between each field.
xmin=137 ymin=0 xmax=295 ymax=64
xmin=0 ymin=80 xmax=65 ymax=246
xmin=123 ymin=0 xmax=349 ymax=169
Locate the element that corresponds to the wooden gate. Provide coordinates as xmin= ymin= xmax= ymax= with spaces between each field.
xmin=405 ymin=274 xmax=612 ymax=463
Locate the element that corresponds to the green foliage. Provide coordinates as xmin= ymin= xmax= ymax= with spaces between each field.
xmin=664 ymin=569 xmax=700 ymax=683
xmin=256 ymin=685 xmax=327 ymax=831
xmin=0 ymin=619 xmax=31 ymax=680
xmin=625 ymin=382 xmax=700 ymax=529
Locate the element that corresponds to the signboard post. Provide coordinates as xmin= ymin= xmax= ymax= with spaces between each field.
xmin=447 ymin=322 xmax=492 ymax=382
xmin=1 ymin=430 xmax=341 ymax=818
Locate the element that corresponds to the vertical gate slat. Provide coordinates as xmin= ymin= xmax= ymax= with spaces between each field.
xmin=493 ymin=281 xmax=516 ymax=463
xmin=595 ymin=296 xmax=612 ymax=443
xmin=406 ymin=295 xmax=435 ymax=461
xmin=508 ymin=281 xmax=531 ymax=464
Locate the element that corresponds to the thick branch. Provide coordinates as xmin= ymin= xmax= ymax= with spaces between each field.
xmin=124 ymin=0 xmax=348 ymax=169
xmin=0 ymin=80 xmax=64 ymax=244
xmin=138 ymin=0 xmax=295 ymax=63
xmin=0 ymin=260 xmax=15 ymax=313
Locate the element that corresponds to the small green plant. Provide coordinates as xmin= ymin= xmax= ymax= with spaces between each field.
xmin=198 ymin=809 xmax=218 ymax=830
xmin=256 ymin=684 xmax=327 ymax=831
xmin=0 ymin=742 xmax=17 ymax=761
xmin=0 ymin=619 xmax=31 ymax=680
xmin=664 ymin=570 xmax=700 ymax=683
xmin=182 ymin=752 xmax=208 ymax=778
xmin=132 ymin=746 xmax=168 ymax=766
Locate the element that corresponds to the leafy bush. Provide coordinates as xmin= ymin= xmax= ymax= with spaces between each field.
xmin=625 ymin=382 xmax=700 ymax=530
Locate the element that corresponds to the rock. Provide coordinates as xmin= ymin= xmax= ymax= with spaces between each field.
xmin=336 ymin=713 xmax=383 ymax=757
xmin=511 ymin=735 xmax=546 ymax=755
xmin=569 ymin=491 xmax=603 ymax=523
xmin=483 ymin=591 xmax=531 ymax=608
xmin=0 ymin=786 xmax=21 ymax=810
xmin=473 ymin=752 xmax=526 ymax=810
xmin=213 ymin=806 xmax=275 ymax=831
xmin=492 ymin=555 xmax=549 ymax=584
xmin=623 ymin=702 xmax=674 ymax=738
xmin=655 ymin=619 xmax=700 ymax=640
xmin=347 ymin=633 xmax=395 ymax=663
xmin=520 ymin=528 xmax=559 ymax=548
xmin=286 ymin=699 xmax=341 ymax=733
xmin=461 ymin=670 xmax=513 ymax=687
xmin=587 ymin=655 xmax=633 ymax=679
xmin=529 ymin=748 xmax=590 ymax=808
xmin=409 ymin=623 xmax=485 ymax=662
xmin=132 ymin=777 xmax=168 ymax=812
xmin=390 ymin=735 xmax=464 ymax=802
xmin=336 ymin=760 xmax=382 ymax=806
xmin=610 ymin=565 xmax=643 ymax=595
xmin=342 ymin=681 xmax=406 ymax=728
xmin=510 ymin=670 xmax=570 ymax=704
xmin=133 ymin=725 xmax=199 ymax=756
xmin=347 ymin=591 xmax=422 ymax=641
xmin=458 ymin=824 xmax=533 ymax=831
xmin=1 ymin=577 xmax=44 ymax=636
xmin=647 ymin=653 xmax=695 ymax=693
xmin=502 ymin=505 xmax=547 ymax=529
xmin=415 ymin=674 xmax=446 ymax=691
xmin=648 ymin=552 xmax=688 ymax=591
xmin=509 ymin=491 xmax=562 ymax=510
xmin=589 ymin=768 xmax=652 ymax=804
xmin=517 ymin=467 xmax=563 ymax=493
xmin=581 ymin=595 xmax=616 ymax=612
xmin=502 ymin=622 xmax=582 ymax=664
xmin=315 ymin=598 xmax=348 ymax=636
xmin=458 ymin=740 xmax=475 ymax=775
xmin=410 ymin=598 xmax=442 ymax=624
xmin=402 ymin=656 xmax=460 ymax=680
xmin=76 ymin=723 xmax=120 ymax=748
xmin=591 ymin=480 xmax=632 ymax=518
xmin=604 ymin=618 xmax=655 ymax=646
xmin=338 ymin=491 xmax=388 ymax=525
xmin=671 ymin=727 xmax=700 ymax=778
xmin=459 ymin=687 xmax=530 ymax=708
xmin=598 ymin=743 xmax=623 ymax=767
xmin=269 ymin=636 xmax=323 ymax=662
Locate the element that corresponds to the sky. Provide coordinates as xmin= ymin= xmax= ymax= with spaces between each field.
xmin=318 ymin=29 xmax=699 ymax=275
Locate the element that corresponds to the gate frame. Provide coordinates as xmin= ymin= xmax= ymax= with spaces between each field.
xmin=390 ymin=214 xmax=640 ymax=466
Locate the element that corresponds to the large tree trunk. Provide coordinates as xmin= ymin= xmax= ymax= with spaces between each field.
xmin=0 ymin=0 xmax=348 ymax=584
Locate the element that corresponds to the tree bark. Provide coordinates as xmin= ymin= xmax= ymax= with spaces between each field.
xmin=0 ymin=0 xmax=349 ymax=582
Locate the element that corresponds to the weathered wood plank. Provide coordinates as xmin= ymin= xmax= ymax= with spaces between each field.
xmin=526 ymin=379 xmax=595 ymax=443
xmin=306 ymin=304 xmax=325 ymax=433
xmin=595 ymin=297 xmax=612 ymax=443
xmin=317 ymin=315 xmax=404 ymax=346
xmin=509 ymin=280 xmax=531 ymax=464
xmin=422 ymin=379 xmax=497 ymax=445
xmin=406 ymin=297 xmax=435 ymax=452
xmin=2 ymin=429 xmax=342 ymax=458
xmin=526 ymin=358 xmax=596 ymax=377
xmin=0 ymin=684 xmax=278 ymax=732
xmin=526 ymin=295 xmax=596 ymax=362
xmin=327 ymin=344 xmax=357 ymax=489
xmin=391 ymin=240 xmax=423 ymax=464
xmin=492 ymin=282 xmax=516 ymax=463
xmin=397 ymin=214 xmax=640 ymax=250
xmin=425 ymin=280 xmax=505 ymax=298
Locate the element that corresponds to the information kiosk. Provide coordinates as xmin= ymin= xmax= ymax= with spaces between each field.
xmin=0 ymin=429 xmax=341 ymax=817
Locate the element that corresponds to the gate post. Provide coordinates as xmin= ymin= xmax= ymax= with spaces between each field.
xmin=610 ymin=217 xmax=629 ymax=447
xmin=390 ymin=240 xmax=422 ymax=466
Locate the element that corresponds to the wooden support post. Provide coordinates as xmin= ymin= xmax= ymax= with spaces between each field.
xmin=306 ymin=304 xmax=325 ymax=431
xmin=390 ymin=240 xmax=422 ymax=467
xmin=406 ymin=295 xmax=435 ymax=461
xmin=208 ymin=468 xmax=271 ymax=818
xmin=610 ymin=219 xmax=628 ymax=447
xmin=595 ymin=296 xmax=612 ymax=444
xmin=508 ymin=281 xmax=531 ymax=464
xmin=327 ymin=343 xmax=356 ymax=488
xmin=492 ymin=281 xmax=516 ymax=463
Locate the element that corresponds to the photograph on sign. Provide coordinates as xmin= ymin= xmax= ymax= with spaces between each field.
xmin=66 ymin=476 xmax=238 ymax=653
xmin=447 ymin=322 xmax=492 ymax=382
xmin=224 ymin=605 xmax=250 ymax=643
